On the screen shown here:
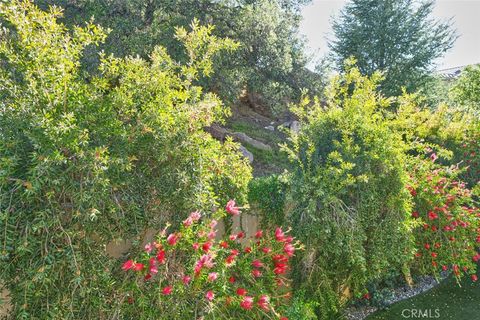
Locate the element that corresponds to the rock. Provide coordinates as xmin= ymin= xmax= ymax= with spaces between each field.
xmin=239 ymin=145 xmax=254 ymax=163
xmin=265 ymin=125 xmax=275 ymax=131
xmin=290 ymin=120 xmax=301 ymax=134
xmin=205 ymin=123 xmax=230 ymax=141
xmin=232 ymin=132 xmax=272 ymax=151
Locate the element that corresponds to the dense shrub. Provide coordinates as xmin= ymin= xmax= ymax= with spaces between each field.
xmin=121 ymin=200 xmax=300 ymax=319
xmin=282 ymin=63 xmax=414 ymax=319
xmin=248 ymin=175 xmax=288 ymax=228
xmin=0 ymin=1 xmax=251 ymax=318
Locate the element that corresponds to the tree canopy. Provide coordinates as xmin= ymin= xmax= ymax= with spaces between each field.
xmin=329 ymin=0 xmax=457 ymax=97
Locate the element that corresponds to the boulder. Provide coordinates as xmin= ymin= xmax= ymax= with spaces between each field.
xmin=239 ymin=145 xmax=254 ymax=163
xmin=232 ymin=132 xmax=272 ymax=151
xmin=205 ymin=123 xmax=230 ymax=141
xmin=290 ymin=120 xmax=301 ymax=134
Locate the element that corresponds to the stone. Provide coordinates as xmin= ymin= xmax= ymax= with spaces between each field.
xmin=232 ymin=132 xmax=272 ymax=151
xmin=239 ymin=145 xmax=254 ymax=163
xmin=265 ymin=125 xmax=275 ymax=131
xmin=205 ymin=123 xmax=230 ymax=141
xmin=290 ymin=120 xmax=301 ymax=133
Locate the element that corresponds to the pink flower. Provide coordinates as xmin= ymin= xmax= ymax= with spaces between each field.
xmin=149 ymin=258 xmax=158 ymax=274
xmin=252 ymin=260 xmax=263 ymax=268
xmin=167 ymin=233 xmax=179 ymax=246
xmin=262 ymin=247 xmax=272 ymax=254
xmin=240 ymin=296 xmax=254 ymax=310
xmin=225 ymin=200 xmax=240 ymax=216
xmin=182 ymin=275 xmax=191 ymax=285
xmin=284 ymin=243 xmax=295 ymax=257
xmin=257 ymin=295 xmax=270 ymax=311
xmin=183 ymin=217 xmax=193 ymax=227
xmin=208 ymin=272 xmax=218 ymax=282
xmin=229 ymin=234 xmax=237 ymax=241
xmin=255 ymin=230 xmax=263 ymax=239
xmin=275 ymin=227 xmax=285 ymax=241
xmin=192 ymin=243 xmax=200 ymax=250
xmin=144 ymin=242 xmax=154 ymax=254
xmin=189 ymin=211 xmax=201 ymax=221
xmin=210 ymin=219 xmax=218 ymax=229
xmin=430 ymin=153 xmax=438 ymax=162
xmin=162 ymin=286 xmax=172 ymax=295
xmin=207 ymin=230 xmax=216 ymax=240
xmin=244 ymin=247 xmax=252 ymax=253
xmin=472 ymin=275 xmax=478 ymax=282
xmin=206 ymin=290 xmax=215 ymax=301
xmin=122 ymin=260 xmax=134 ymax=271
xmin=252 ymin=269 xmax=262 ymax=278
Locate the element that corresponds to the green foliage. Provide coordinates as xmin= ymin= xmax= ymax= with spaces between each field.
xmin=0 ymin=1 xmax=251 ymax=318
xmin=248 ymin=175 xmax=287 ymax=228
xmin=36 ymin=0 xmax=324 ymax=114
xmin=283 ymin=62 xmax=414 ymax=318
xmin=451 ymin=65 xmax=480 ymax=114
xmin=330 ymin=0 xmax=457 ymax=97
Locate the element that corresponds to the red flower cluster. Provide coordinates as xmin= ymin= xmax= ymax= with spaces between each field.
xmin=121 ymin=201 xmax=299 ymax=319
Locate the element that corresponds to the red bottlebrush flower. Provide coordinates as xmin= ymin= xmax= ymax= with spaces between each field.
xmin=192 ymin=242 xmax=200 ymax=250
xmin=202 ymin=242 xmax=212 ymax=253
xmin=225 ymin=254 xmax=236 ymax=265
xmin=236 ymin=288 xmax=247 ymax=296
xmin=167 ymin=233 xmax=179 ymax=246
xmin=434 ymin=243 xmax=441 ymax=249
xmin=432 ymin=261 xmax=438 ymax=267
xmin=284 ymin=243 xmax=295 ymax=257
xmin=362 ymin=293 xmax=371 ymax=300
xmin=219 ymin=241 xmax=229 ymax=248
xmin=231 ymin=249 xmax=240 ymax=256
xmin=431 ymin=225 xmax=437 ymax=232
xmin=272 ymin=254 xmax=289 ymax=263
xmin=229 ymin=276 xmax=236 ymax=283
xmin=122 ymin=260 xmax=134 ymax=271
xmin=225 ymin=200 xmax=241 ymax=216
xmin=280 ymin=317 xmax=289 ymax=320
xmin=157 ymin=250 xmax=166 ymax=264
xmin=252 ymin=260 xmax=264 ymax=268
xmin=411 ymin=211 xmax=419 ymax=218
xmin=428 ymin=211 xmax=438 ymax=220
xmin=255 ymin=230 xmax=263 ymax=239
xmin=162 ymin=286 xmax=172 ymax=295
xmin=473 ymin=254 xmax=480 ymax=262
xmin=244 ymin=247 xmax=252 ymax=253
xmin=133 ymin=263 xmax=144 ymax=271
xmin=206 ymin=290 xmax=215 ymax=301
xmin=252 ymin=269 xmax=262 ymax=278
xmin=208 ymin=272 xmax=218 ymax=282
xmin=476 ymin=236 xmax=480 ymax=243
xmin=240 ymin=296 xmax=254 ymax=310
xmin=229 ymin=234 xmax=237 ymax=241
xmin=182 ymin=275 xmax=191 ymax=285
xmin=257 ymin=295 xmax=270 ymax=311
xmin=274 ymin=264 xmax=288 ymax=275
xmin=472 ymin=275 xmax=478 ymax=282
xmin=262 ymin=247 xmax=272 ymax=254
xmin=144 ymin=273 xmax=152 ymax=281
xmin=442 ymin=265 xmax=448 ymax=271
xmin=424 ymin=243 xmax=430 ymax=250
xmin=275 ymin=227 xmax=285 ymax=241
xmin=431 ymin=252 xmax=437 ymax=258
xmin=407 ymin=186 xmax=417 ymax=196
xmin=237 ymin=231 xmax=245 ymax=239
xmin=284 ymin=236 xmax=294 ymax=243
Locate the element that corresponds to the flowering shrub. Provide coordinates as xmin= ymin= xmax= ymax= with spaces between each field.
xmin=408 ymin=153 xmax=480 ymax=282
xmin=120 ymin=201 xmax=301 ymax=319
